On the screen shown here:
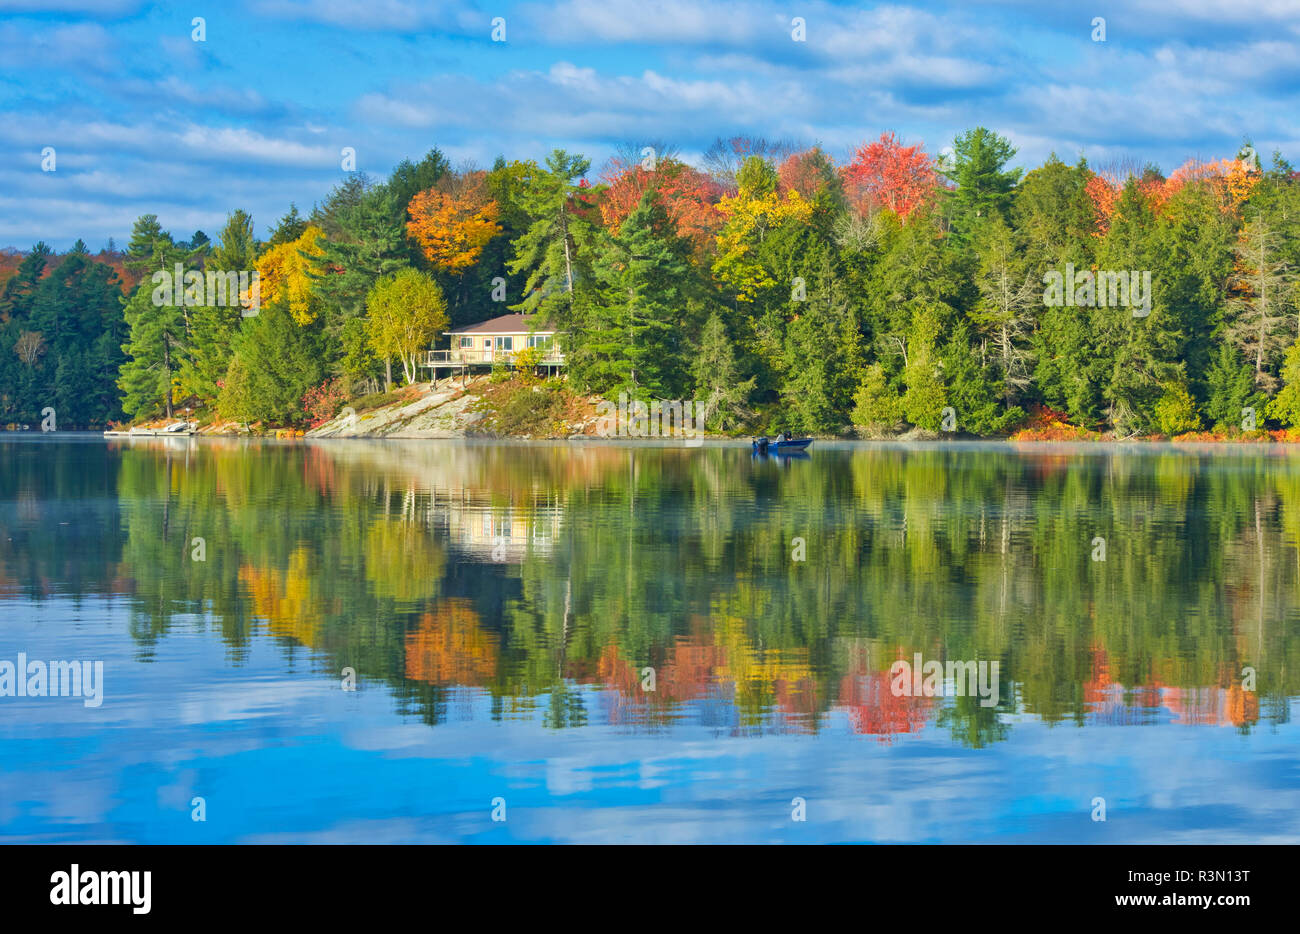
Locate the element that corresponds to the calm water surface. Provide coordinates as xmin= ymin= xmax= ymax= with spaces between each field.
xmin=1 ymin=436 xmax=1298 ymax=843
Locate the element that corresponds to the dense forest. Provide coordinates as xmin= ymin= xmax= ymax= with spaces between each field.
xmin=3 ymin=129 xmax=1299 ymax=436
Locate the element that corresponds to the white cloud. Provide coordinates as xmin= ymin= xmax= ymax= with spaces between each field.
xmin=249 ymin=0 xmax=482 ymax=32
xmin=523 ymin=0 xmax=777 ymax=44
xmin=0 ymin=22 xmax=116 ymax=71
xmin=0 ymin=0 xmax=141 ymax=12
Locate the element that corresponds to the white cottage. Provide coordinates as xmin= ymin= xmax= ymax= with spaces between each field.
xmin=423 ymin=313 xmax=565 ymax=380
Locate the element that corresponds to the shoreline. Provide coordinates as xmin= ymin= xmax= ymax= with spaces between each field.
xmin=10 ymin=377 xmax=1296 ymax=446
xmin=6 ymin=431 xmax=1300 ymax=453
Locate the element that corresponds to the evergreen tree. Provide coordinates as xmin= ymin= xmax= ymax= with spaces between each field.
xmin=1204 ymin=341 xmax=1262 ymax=429
xmin=119 ymin=219 xmax=188 ymax=419
xmin=218 ymin=300 xmax=323 ymax=425
xmin=1156 ymin=181 xmax=1235 ymax=404
xmin=970 ymin=216 xmax=1036 ymax=404
xmin=185 ymin=210 xmax=257 ymax=402
xmin=852 ymin=363 xmax=903 ymax=434
xmin=268 ymin=204 xmax=308 ymax=247
xmin=0 ymin=242 xmax=53 ymax=322
xmin=310 ymin=177 xmax=408 ymax=325
xmin=386 ymin=149 xmax=450 ymax=223
xmin=508 ymin=150 xmax=600 ymax=332
xmin=692 ymin=312 xmax=754 ymax=430
xmin=1227 ymin=215 xmax=1295 ymax=391
xmin=29 ymin=249 xmax=125 ymax=426
xmin=943 ymin=321 xmax=1022 ymax=434
xmin=583 ymin=188 xmax=692 ymax=398
xmin=946 ymin=127 xmax=1022 ymax=235
xmin=124 ymin=215 xmax=167 ymax=278
xmin=781 ymin=300 xmax=843 ymax=433
xmin=901 ymin=306 xmax=948 ymax=430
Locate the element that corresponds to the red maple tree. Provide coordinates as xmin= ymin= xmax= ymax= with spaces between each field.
xmin=597 ymin=157 xmax=721 ymax=252
xmin=841 ymin=132 xmax=939 ymax=221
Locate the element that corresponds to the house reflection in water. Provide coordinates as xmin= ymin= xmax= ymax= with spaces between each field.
xmin=432 ymin=488 xmax=564 ymax=564
xmin=304 ymin=440 xmax=570 ymax=566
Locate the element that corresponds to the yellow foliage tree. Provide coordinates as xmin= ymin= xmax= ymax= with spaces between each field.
xmin=256 ymin=225 xmax=324 ymax=324
xmin=712 ymin=157 xmax=813 ymax=302
xmin=1225 ymin=157 xmax=1260 ymax=211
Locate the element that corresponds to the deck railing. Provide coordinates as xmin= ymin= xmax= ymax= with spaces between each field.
xmin=424 ymin=347 xmax=566 ymax=367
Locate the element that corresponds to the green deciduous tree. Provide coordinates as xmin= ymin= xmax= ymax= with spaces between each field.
xmin=1267 ymin=341 xmax=1300 ymax=428
xmin=365 ymin=267 xmax=448 ymax=387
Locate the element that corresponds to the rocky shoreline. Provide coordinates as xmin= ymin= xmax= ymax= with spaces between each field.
xmin=88 ymin=377 xmax=1300 ymax=444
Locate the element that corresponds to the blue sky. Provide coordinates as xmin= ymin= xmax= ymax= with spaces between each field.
xmin=2 ymin=0 xmax=1298 ymax=250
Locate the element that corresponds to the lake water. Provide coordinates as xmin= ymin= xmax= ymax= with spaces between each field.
xmin=1 ymin=436 xmax=1298 ymax=843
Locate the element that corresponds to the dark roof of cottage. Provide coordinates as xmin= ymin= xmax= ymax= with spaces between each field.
xmin=445 ymin=314 xmax=556 ymax=335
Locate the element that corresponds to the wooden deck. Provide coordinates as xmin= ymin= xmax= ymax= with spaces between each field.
xmin=423 ymin=348 xmax=566 ymax=368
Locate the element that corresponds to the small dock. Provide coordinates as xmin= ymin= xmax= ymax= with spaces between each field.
xmin=104 ymin=427 xmax=197 ymax=437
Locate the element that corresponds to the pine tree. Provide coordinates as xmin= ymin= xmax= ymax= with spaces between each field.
xmin=119 ymin=219 xmax=188 ymax=420
xmin=901 ymin=306 xmax=948 ymax=430
xmin=1227 ymin=215 xmax=1295 ymax=391
xmin=185 ymin=211 xmax=257 ymax=402
xmin=1204 ymin=341 xmax=1263 ymax=429
xmin=218 ymin=300 xmax=323 ymax=425
xmin=124 ymin=215 xmax=167 ymax=278
xmin=943 ymin=321 xmax=1021 ymax=434
xmin=692 ymin=312 xmax=754 ymax=430
xmin=1092 ymin=182 xmax=1181 ymax=435
xmin=310 ymin=178 xmax=408 ymax=326
xmin=970 ymin=216 xmax=1036 ymax=404
xmin=852 ymin=363 xmax=903 ymax=435
xmin=386 ymin=149 xmax=450 ymax=223
xmin=0 ymin=242 xmax=53 ymax=322
xmin=508 ymin=150 xmax=600 ymax=331
xmin=782 ymin=301 xmax=842 ymax=433
xmin=945 ymin=127 xmax=1022 ymax=236
xmin=29 ymin=248 xmax=124 ymax=426
xmin=268 ymin=204 xmax=308 ymax=247
xmin=583 ymin=188 xmax=692 ymax=398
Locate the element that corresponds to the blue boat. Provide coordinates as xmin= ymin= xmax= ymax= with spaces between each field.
xmin=753 ymin=435 xmax=813 ymax=453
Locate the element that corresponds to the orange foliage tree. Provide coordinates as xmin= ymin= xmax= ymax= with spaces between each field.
xmin=597 ymin=157 xmax=721 ymax=252
xmin=1167 ymin=157 xmax=1260 ymax=212
xmin=1084 ymin=174 xmax=1120 ymax=236
xmin=1089 ymin=155 xmax=1263 ymax=234
xmin=777 ymin=146 xmax=841 ymax=201
xmin=406 ymin=171 xmax=502 ymax=273
xmin=841 ymin=132 xmax=939 ymax=221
